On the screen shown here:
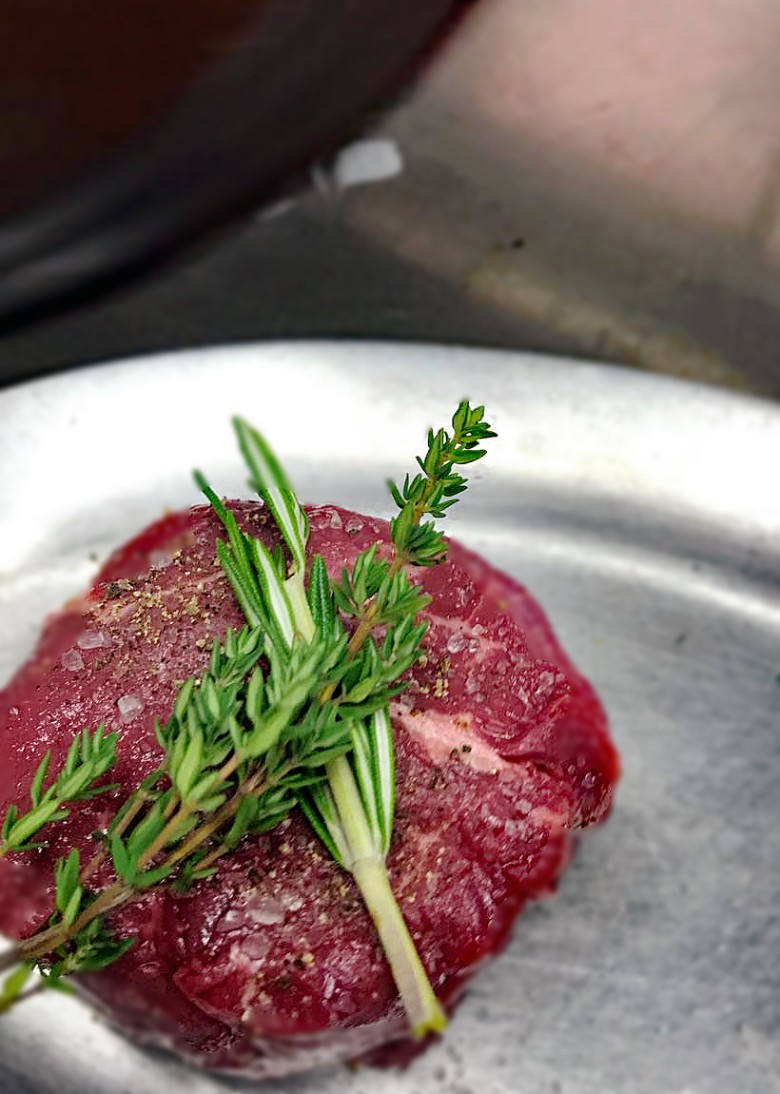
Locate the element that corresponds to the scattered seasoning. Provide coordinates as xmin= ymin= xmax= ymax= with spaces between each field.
xmin=433 ymin=676 xmax=449 ymax=700
xmin=428 ymin=768 xmax=447 ymax=791
xmin=104 ymin=579 xmax=134 ymax=601
xmin=433 ymin=656 xmax=451 ymax=699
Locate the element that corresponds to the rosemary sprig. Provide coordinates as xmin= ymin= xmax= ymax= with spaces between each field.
xmin=303 ymin=403 xmax=494 ymax=1034
xmin=207 ymin=405 xmax=493 ymax=1037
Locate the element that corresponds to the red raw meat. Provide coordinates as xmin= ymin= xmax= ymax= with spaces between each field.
xmin=0 ymin=504 xmax=619 ymax=1077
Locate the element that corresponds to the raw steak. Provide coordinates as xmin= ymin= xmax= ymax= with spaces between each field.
xmin=0 ymin=503 xmax=619 ymax=1077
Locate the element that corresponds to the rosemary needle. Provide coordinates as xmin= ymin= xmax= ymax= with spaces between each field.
xmin=205 ymin=406 xmax=494 ymax=1035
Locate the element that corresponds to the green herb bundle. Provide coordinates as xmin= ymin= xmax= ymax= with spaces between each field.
xmin=0 ymin=402 xmax=495 ymax=1035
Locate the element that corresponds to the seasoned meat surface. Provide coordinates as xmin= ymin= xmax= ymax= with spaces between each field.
xmin=0 ymin=504 xmax=619 ymax=1076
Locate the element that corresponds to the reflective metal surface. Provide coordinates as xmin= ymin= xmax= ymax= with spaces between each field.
xmin=1 ymin=343 xmax=778 ymax=1093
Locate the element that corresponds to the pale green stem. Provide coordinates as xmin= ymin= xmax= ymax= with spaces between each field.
xmin=285 ymin=566 xmax=445 ymax=1036
xmin=285 ymin=573 xmax=316 ymax=643
xmin=327 ymin=755 xmax=447 ymax=1038
xmin=326 ymin=756 xmax=376 ymax=861
xmin=352 ymin=858 xmax=447 ymax=1038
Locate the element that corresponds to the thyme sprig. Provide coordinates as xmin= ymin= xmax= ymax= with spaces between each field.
xmin=0 ymin=620 xmax=361 ymax=987
xmin=333 ymin=403 xmax=495 ymax=659
xmin=0 ymin=727 xmax=118 ymax=858
xmin=390 ymin=401 xmax=496 ymax=567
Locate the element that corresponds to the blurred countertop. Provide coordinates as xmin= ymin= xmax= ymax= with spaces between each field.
xmin=3 ymin=0 xmax=780 ymax=398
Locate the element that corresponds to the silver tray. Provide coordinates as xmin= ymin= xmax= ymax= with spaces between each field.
xmin=1 ymin=343 xmax=778 ymax=1094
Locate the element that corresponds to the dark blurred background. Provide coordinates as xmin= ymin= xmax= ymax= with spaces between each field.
xmin=2 ymin=0 xmax=780 ymax=397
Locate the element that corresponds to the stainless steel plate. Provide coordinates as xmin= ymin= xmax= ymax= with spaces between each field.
xmin=1 ymin=343 xmax=778 ymax=1094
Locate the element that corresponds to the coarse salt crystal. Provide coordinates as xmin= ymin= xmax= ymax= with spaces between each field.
xmin=77 ymin=630 xmax=112 ymax=651
xmin=117 ymin=694 xmax=143 ymax=722
xmin=446 ymin=633 xmax=468 ymax=655
xmin=62 ymin=649 xmax=85 ymax=672
xmin=248 ymin=898 xmax=285 ymax=926
xmin=150 ymin=550 xmax=173 ymax=569
xmin=465 ymin=673 xmax=481 ymax=695
xmin=242 ymin=935 xmax=270 ymax=961
xmin=217 ymin=909 xmax=243 ymax=932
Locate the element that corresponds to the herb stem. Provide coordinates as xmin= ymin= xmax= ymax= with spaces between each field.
xmin=286 ymin=575 xmax=316 ymax=643
xmin=325 ymin=754 xmax=446 ymax=1037
xmin=351 ymin=856 xmax=446 ymax=1038
xmin=162 ymin=795 xmax=179 ymax=822
xmin=81 ymin=788 xmax=151 ymax=883
xmin=266 ymin=517 xmax=444 ymax=1036
xmin=135 ymin=749 xmax=243 ymax=873
xmin=163 ymin=773 xmax=262 ymax=872
xmin=345 ymin=548 xmax=409 ymax=661
xmin=7 ymin=878 xmax=128 ymax=972
xmin=135 ymin=801 xmax=196 ymax=873
xmin=0 ymin=766 xmax=277 ymax=977
xmin=326 ymin=756 xmax=376 ymax=861
xmin=188 ymin=843 xmax=227 ymax=877
xmin=347 ymin=607 xmax=382 ymax=659
xmin=68 ymin=881 xmax=127 ymax=939
xmin=0 ymin=951 xmax=24 ymax=976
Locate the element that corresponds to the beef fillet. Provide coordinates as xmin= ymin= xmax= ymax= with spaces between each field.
xmin=0 ymin=504 xmax=619 ymax=1077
